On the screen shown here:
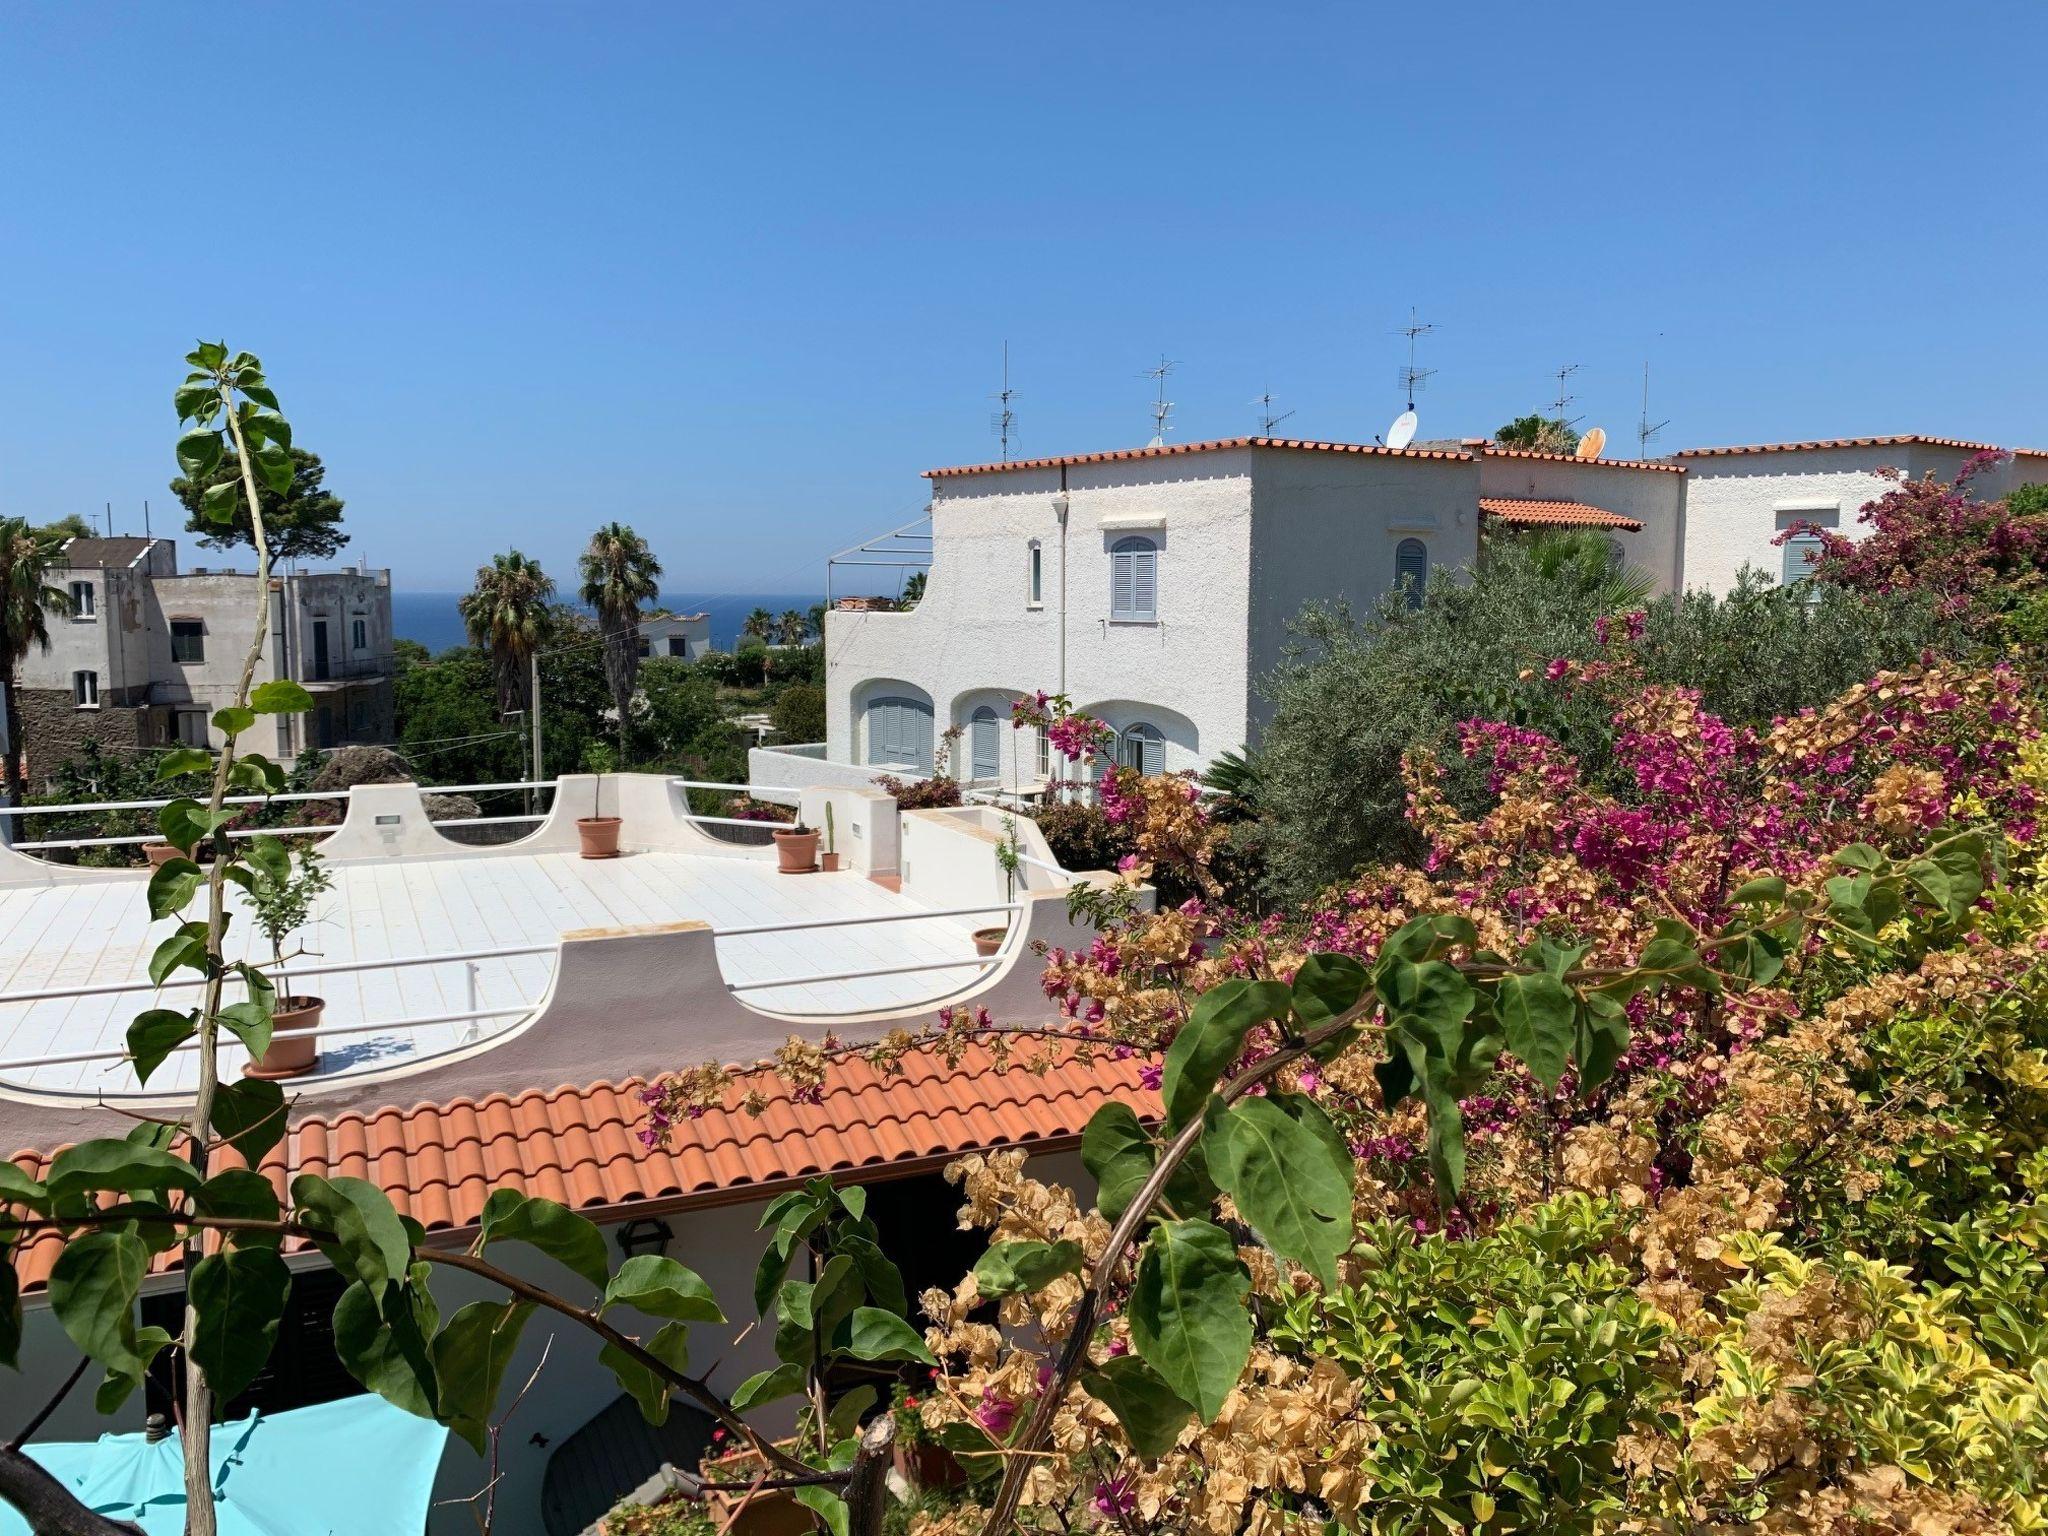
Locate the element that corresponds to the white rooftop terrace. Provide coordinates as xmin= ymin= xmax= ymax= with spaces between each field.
xmin=0 ymin=775 xmax=1082 ymax=1106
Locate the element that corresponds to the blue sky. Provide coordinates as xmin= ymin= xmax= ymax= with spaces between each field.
xmin=3 ymin=1 xmax=2043 ymax=594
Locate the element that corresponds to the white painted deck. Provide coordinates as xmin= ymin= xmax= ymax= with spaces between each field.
xmin=0 ymin=850 xmax=995 ymax=1098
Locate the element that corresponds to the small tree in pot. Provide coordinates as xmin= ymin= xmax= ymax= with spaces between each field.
xmin=242 ymin=839 xmax=332 ymax=1079
xmin=579 ymin=739 xmax=621 ymax=858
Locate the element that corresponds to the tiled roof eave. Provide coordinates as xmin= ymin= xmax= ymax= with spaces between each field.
xmin=925 ymin=436 xmax=1471 ymax=479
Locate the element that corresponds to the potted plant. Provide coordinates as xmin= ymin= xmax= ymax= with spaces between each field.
xmin=819 ymin=803 xmax=840 ymax=872
xmin=578 ymin=741 xmax=622 ymax=859
xmin=243 ymin=842 xmax=334 ymax=1080
xmin=772 ymin=816 xmax=819 ymax=874
xmin=889 ymin=1380 xmax=966 ymax=1490
xmin=695 ymin=1440 xmax=814 ymax=1536
xmin=143 ymin=841 xmax=179 ymax=869
xmin=973 ymin=924 xmax=1008 ymax=957
xmin=972 ymin=816 xmax=1020 ymax=954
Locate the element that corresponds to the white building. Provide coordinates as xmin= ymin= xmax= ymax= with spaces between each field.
xmin=1674 ymin=434 xmax=2048 ymax=593
xmin=634 ymin=608 xmax=712 ymax=661
xmin=755 ymin=436 xmax=1684 ymax=794
xmin=12 ymin=536 xmax=395 ymax=779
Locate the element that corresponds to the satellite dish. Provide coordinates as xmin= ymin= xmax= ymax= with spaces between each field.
xmin=1385 ymin=409 xmax=1418 ymax=450
xmin=1576 ymin=426 xmax=1607 ymax=459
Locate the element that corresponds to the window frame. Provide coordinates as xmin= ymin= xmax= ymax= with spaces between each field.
xmin=1394 ymin=538 xmax=1428 ymax=609
xmin=1109 ymin=535 xmax=1158 ymax=623
xmin=350 ymin=615 xmax=369 ymax=652
xmin=72 ymin=670 xmax=99 ymax=709
xmin=1780 ymin=531 xmax=1827 ymax=587
xmin=68 ymin=580 xmax=96 ymax=620
xmin=1027 ymin=540 xmax=1044 ymax=608
xmin=169 ymin=617 xmax=206 ymax=665
xmin=176 ymin=709 xmax=208 ymax=748
xmin=1117 ymin=721 xmax=1164 ymax=773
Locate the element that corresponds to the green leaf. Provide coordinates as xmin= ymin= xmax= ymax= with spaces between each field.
xmin=1082 ymin=1355 xmax=1195 ymax=1458
xmin=603 ymin=1254 xmax=724 ymax=1322
xmin=1379 ymin=960 xmax=1475 ymax=1057
xmin=174 ymin=382 xmax=215 ymax=421
xmin=155 ymin=747 xmax=213 ymax=779
xmin=1422 ymin=1070 xmax=1467 ymax=1195
xmin=243 ymin=834 xmax=291 ymax=888
xmin=188 ymin=1246 xmax=291 ymax=1401
xmin=200 ymin=480 xmax=239 ymax=525
xmin=1833 ymin=843 xmax=1885 ymax=872
xmin=431 ymin=1300 xmax=534 ymax=1455
xmin=159 ymin=798 xmax=233 ymax=853
xmin=293 ymin=1174 xmax=414 ymax=1296
xmin=1128 ymin=1219 xmax=1251 ymax=1422
xmin=194 ymin=1168 xmax=283 ymax=1248
xmin=46 ymin=1140 xmax=200 ymax=1202
xmin=211 ymin=1077 xmax=288 ymax=1164
xmin=730 ymin=1361 xmax=806 ymax=1411
xmin=1377 ymin=914 xmax=1478 ymax=965
xmin=833 ymin=1183 xmax=868 ymax=1221
xmin=48 ymin=1231 xmax=154 ymax=1390
xmin=250 ymin=679 xmax=314 ymax=715
xmin=828 ymin=1384 xmax=878 ymax=1441
xmin=1082 ymin=1102 xmax=1155 ymax=1222
xmin=833 ymin=1306 xmax=935 ymax=1365
xmin=190 ymin=340 xmax=227 ymax=369
xmin=834 ymin=1231 xmax=907 ymax=1318
xmin=210 ymin=706 xmax=256 ymax=740
xmin=239 ymin=382 xmax=280 ymax=410
xmin=148 ymin=925 xmax=210 ymax=985
xmin=1907 ymin=841 xmax=1984 ymax=924
xmin=145 ymin=858 xmax=204 ymax=922
xmin=176 ymin=427 xmax=223 ymax=479
xmin=601 ymin=1321 xmax=691 ymax=1427
xmin=1731 ymin=874 xmax=1787 ymax=905
xmin=0 ymin=1161 xmax=49 ymax=1212
xmin=126 ymin=1008 xmax=195 ymax=1085
xmin=973 ymin=1240 xmax=1086 ymax=1298
xmin=793 ymin=1487 xmax=849 ymax=1536
xmin=1496 ymin=972 xmax=1574 ymax=1092
xmin=810 ymin=1253 xmax=862 ymax=1342
xmin=1205 ymin=1094 xmax=1352 ymax=1287
xmin=475 ymin=1190 xmax=611 ymax=1294
xmin=227 ymin=753 xmax=286 ymax=796
xmin=1160 ymin=978 xmax=1292 ymax=1130
xmin=216 ymin=1000 xmax=273 ymax=1059
xmin=254 ymin=443 xmax=295 ymax=495
xmin=333 ymin=1274 xmax=439 ymax=1418
xmin=246 ymin=410 xmax=291 ymax=452
xmin=1291 ymin=954 xmax=1370 ymax=1059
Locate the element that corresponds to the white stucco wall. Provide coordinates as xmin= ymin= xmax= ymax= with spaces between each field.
xmin=1476 ymin=451 xmax=1688 ymax=595
xmin=824 ymin=451 xmax=1257 ymax=784
xmin=1679 ymin=443 xmax=2048 ymax=595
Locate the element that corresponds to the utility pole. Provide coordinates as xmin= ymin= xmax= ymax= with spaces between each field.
xmin=529 ymin=650 xmax=545 ymax=812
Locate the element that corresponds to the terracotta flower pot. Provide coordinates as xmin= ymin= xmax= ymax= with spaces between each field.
xmin=143 ymin=843 xmax=179 ymax=869
xmin=892 ymin=1439 xmax=967 ymax=1491
xmin=973 ymin=924 xmax=1008 ymax=957
xmin=243 ymin=996 xmax=322 ymax=1080
xmin=820 ymin=851 xmax=842 ymax=872
xmin=577 ymin=816 xmax=622 ymax=859
xmin=773 ymin=827 xmax=820 ymax=873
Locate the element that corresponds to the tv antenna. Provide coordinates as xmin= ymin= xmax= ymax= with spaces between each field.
xmin=1252 ymin=389 xmax=1294 ymax=436
xmin=1636 ymin=361 xmax=1669 ymax=460
xmin=1550 ymin=363 xmax=1583 ymax=428
xmin=989 ymin=342 xmax=1018 ymax=462
xmin=1395 ymin=307 xmax=1435 ymax=409
xmin=1142 ymin=355 xmax=1178 ymax=447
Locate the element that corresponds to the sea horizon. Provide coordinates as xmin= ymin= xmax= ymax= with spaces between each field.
xmin=391 ymin=590 xmax=853 ymax=655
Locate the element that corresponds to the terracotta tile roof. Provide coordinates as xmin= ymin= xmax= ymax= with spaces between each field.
xmin=1673 ymin=435 xmax=2048 ymax=460
xmin=1471 ymin=443 xmax=1686 ymax=475
xmin=924 ymin=436 xmax=1471 ymax=479
xmin=7 ymin=1044 xmax=1154 ymax=1294
xmin=1479 ymin=497 xmax=1645 ymax=532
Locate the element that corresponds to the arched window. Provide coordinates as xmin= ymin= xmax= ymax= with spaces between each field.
xmin=864 ymin=692 xmax=936 ymax=772
xmin=1117 ymin=721 xmax=1164 ymax=774
xmin=1110 ymin=536 xmax=1158 ymax=621
xmin=1394 ymin=538 xmax=1428 ymax=609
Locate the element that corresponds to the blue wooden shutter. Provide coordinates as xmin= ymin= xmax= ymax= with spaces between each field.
xmin=971 ymin=706 xmax=999 ymax=778
xmin=1395 ymin=539 xmax=1428 ymax=608
xmin=1112 ymin=537 xmax=1157 ymax=620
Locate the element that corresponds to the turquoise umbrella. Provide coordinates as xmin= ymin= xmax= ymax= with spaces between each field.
xmin=2 ymin=1395 xmax=449 ymax=1535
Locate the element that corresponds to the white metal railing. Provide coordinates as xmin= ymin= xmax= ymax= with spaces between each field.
xmin=718 ymin=902 xmax=1018 ymax=938
xmin=0 ymin=941 xmax=555 ymax=1007
xmin=728 ymin=954 xmax=1000 ymax=993
xmin=0 ymin=1005 xmax=533 ymax=1074
xmin=1014 ymin=852 xmax=1076 ymax=886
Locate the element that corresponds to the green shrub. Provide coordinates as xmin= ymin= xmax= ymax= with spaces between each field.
xmin=770 ymin=683 xmax=826 ymax=744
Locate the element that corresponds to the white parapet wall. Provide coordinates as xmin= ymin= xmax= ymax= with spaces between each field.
xmin=749 ymin=743 xmax=920 ymax=798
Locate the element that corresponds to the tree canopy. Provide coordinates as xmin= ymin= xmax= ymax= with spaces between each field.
xmin=171 ymin=444 xmax=348 ymax=563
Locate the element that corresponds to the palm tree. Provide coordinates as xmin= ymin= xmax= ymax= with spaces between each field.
xmin=901 ymin=570 xmax=927 ymax=606
xmin=578 ymin=523 xmax=663 ymax=748
xmin=776 ymin=608 xmax=809 ymax=646
xmin=0 ymin=517 xmax=71 ymax=804
xmin=457 ymin=550 xmax=555 ymax=719
xmin=742 ymin=607 xmax=773 ymax=645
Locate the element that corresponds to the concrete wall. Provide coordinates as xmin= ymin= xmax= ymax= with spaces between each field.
xmin=1680 ymin=444 xmax=2048 ymax=595
xmin=1246 ymin=450 xmax=1481 ymax=739
xmin=1476 ymin=452 xmax=1688 ymax=595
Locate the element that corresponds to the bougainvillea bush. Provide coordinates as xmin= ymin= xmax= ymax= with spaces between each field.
xmin=870 ymin=637 xmax=2048 ymax=1536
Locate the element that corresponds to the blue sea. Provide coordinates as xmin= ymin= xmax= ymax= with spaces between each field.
xmin=392 ymin=591 xmax=830 ymax=654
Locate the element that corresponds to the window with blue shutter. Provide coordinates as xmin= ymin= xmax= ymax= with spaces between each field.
xmin=1110 ymin=536 xmax=1157 ymax=621
xmin=865 ymin=694 xmax=935 ymax=771
xmin=1781 ymin=533 xmax=1826 ymax=586
xmin=970 ymin=705 xmax=1000 ymax=779
xmin=1394 ymin=538 xmax=1428 ymax=609
xmin=1118 ymin=722 xmax=1165 ymax=774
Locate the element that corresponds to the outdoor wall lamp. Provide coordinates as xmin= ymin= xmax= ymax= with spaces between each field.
xmin=616 ymin=1216 xmax=674 ymax=1258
